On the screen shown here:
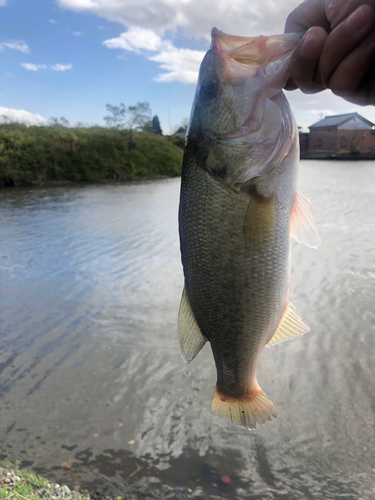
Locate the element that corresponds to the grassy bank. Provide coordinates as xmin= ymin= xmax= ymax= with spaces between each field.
xmin=0 ymin=124 xmax=184 ymax=187
xmin=0 ymin=461 xmax=199 ymax=500
xmin=0 ymin=461 xmax=89 ymax=500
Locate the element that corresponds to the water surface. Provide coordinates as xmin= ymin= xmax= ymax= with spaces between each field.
xmin=1 ymin=161 xmax=375 ymax=499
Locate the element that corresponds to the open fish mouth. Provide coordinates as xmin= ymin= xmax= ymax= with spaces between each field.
xmin=207 ymin=28 xmax=302 ymax=142
xmin=211 ymin=27 xmax=302 ymax=84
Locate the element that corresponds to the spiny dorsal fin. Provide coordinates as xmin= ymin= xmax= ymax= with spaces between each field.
xmin=178 ymin=286 xmax=207 ymax=363
xmin=266 ymin=302 xmax=310 ymax=347
xmin=291 ymin=191 xmax=321 ymax=249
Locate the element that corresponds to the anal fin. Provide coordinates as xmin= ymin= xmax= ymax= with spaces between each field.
xmin=178 ymin=286 xmax=207 ymax=363
xmin=266 ymin=302 xmax=310 ymax=347
xmin=291 ymin=191 xmax=322 ymax=248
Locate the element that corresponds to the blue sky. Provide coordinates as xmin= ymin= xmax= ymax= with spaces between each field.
xmin=1 ymin=0 xmax=374 ymax=133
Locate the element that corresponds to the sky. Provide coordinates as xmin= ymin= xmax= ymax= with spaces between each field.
xmin=1 ymin=0 xmax=374 ymax=134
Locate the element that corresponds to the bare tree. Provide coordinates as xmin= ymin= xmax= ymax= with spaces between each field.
xmin=104 ymin=101 xmax=152 ymax=169
xmin=103 ymin=103 xmax=127 ymax=129
xmin=104 ymin=102 xmax=151 ymax=131
xmin=49 ymin=116 xmax=70 ymax=128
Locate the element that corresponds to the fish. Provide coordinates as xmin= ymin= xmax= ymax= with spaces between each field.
xmin=178 ymin=28 xmax=321 ymax=430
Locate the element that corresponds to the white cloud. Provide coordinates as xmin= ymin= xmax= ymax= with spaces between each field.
xmin=103 ymin=28 xmax=204 ymax=83
xmin=49 ymin=19 xmax=57 ymax=24
xmin=60 ymin=0 xmax=302 ymax=83
xmin=72 ymin=31 xmax=82 ymax=36
xmin=21 ymin=63 xmax=73 ymax=72
xmin=51 ymin=63 xmax=72 ymax=71
xmin=57 ymin=0 xmax=301 ymax=38
xmin=0 ymin=40 xmax=30 ymax=53
xmin=150 ymin=45 xmax=205 ymax=83
xmin=60 ymin=0 xmax=97 ymax=9
xmin=0 ymin=106 xmax=47 ymax=125
xmin=0 ymin=0 xmax=7 ymax=6
xmin=103 ymin=27 xmax=162 ymax=52
xmin=21 ymin=63 xmax=47 ymax=71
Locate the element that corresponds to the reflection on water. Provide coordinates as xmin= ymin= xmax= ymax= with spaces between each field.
xmin=1 ymin=162 xmax=375 ymax=499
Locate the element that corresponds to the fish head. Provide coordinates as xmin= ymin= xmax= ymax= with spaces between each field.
xmin=188 ymin=28 xmax=302 ymax=187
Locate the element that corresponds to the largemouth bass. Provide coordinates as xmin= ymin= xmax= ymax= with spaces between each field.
xmin=178 ymin=28 xmax=321 ymax=430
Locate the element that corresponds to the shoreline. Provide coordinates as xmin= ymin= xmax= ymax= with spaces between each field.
xmin=2 ymin=156 xmax=375 ymax=189
xmin=0 ymin=174 xmax=179 ymax=189
xmin=0 ymin=461 xmax=199 ymax=500
xmin=0 ymin=461 xmax=90 ymax=500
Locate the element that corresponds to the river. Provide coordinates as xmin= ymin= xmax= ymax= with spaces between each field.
xmin=1 ymin=160 xmax=375 ymax=500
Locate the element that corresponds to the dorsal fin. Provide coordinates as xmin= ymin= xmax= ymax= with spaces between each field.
xmin=178 ymin=286 xmax=207 ymax=363
xmin=266 ymin=302 xmax=310 ymax=347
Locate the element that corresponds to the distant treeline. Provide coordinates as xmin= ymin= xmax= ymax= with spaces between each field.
xmin=0 ymin=123 xmax=185 ymax=187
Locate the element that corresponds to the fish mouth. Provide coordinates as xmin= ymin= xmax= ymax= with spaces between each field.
xmin=211 ymin=27 xmax=302 ymax=61
xmin=209 ymin=29 xmax=300 ymax=145
xmin=211 ymin=28 xmax=302 ymax=90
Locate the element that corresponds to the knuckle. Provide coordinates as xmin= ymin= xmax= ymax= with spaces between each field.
xmin=284 ymin=11 xmax=296 ymax=31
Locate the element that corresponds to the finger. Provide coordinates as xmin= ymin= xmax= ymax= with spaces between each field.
xmin=325 ymin=0 xmax=375 ymax=30
xmin=284 ymin=78 xmax=298 ymax=91
xmin=316 ymin=4 xmax=375 ymax=87
xmin=329 ymin=33 xmax=375 ymax=105
xmin=338 ymin=66 xmax=375 ymax=106
xmin=285 ymin=0 xmax=375 ymax=33
xmin=285 ymin=0 xmax=329 ymax=33
xmin=333 ymin=77 xmax=375 ymax=106
xmin=287 ymin=27 xmax=328 ymax=94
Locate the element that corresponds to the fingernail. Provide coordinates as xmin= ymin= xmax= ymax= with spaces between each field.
xmin=344 ymin=5 xmax=368 ymax=32
xmin=299 ymin=30 xmax=322 ymax=59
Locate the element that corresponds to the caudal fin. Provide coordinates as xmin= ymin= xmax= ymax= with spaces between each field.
xmin=211 ymin=386 xmax=277 ymax=430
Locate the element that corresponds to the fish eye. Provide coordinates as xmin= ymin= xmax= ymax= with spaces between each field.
xmin=200 ymin=75 xmax=219 ymax=97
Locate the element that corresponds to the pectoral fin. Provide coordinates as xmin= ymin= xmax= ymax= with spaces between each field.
xmin=266 ymin=302 xmax=310 ymax=347
xmin=178 ymin=286 xmax=207 ymax=363
xmin=291 ymin=191 xmax=321 ymax=249
xmin=244 ymin=193 xmax=275 ymax=250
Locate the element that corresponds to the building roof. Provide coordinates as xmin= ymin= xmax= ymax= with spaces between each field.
xmin=309 ymin=112 xmax=374 ymax=129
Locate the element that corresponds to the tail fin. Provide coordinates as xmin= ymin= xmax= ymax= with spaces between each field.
xmin=211 ymin=386 xmax=277 ymax=430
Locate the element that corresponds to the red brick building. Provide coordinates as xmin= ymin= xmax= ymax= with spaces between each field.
xmin=307 ymin=113 xmax=375 ymax=157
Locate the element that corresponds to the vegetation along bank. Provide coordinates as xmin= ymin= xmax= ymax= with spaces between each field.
xmin=0 ymin=123 xmax=184 ymax=187
xmin=0 ymin=460 xmax=89 ymax=500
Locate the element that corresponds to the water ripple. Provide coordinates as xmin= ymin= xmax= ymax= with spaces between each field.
xmin=1 ymin=166 xmax=375 ymax=499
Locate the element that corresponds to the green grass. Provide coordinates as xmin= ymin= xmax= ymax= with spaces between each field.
xmin=0 ymin=461 xmax=88 ymax=500
xmin=0 ymin=124 xmax=184 ymax=187
xmin=0 ymin=461 xmax=48 ymax=500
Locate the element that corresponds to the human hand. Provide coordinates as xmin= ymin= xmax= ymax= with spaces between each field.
xmin=284 ymin=0 xmax=375 ymax=105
